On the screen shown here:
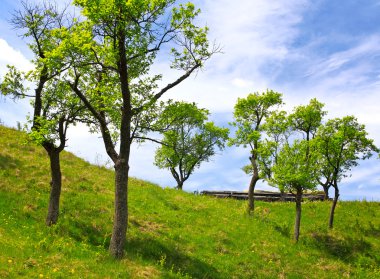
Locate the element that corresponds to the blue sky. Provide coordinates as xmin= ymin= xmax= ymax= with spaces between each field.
xmin=1 ymin=0 xmax=379 ymax=200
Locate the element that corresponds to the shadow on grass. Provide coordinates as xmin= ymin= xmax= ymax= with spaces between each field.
xmin=125 ymin=237 xmax=221 ymax=279
xmin=363 ymin=223 xmax=380 ymax=238
xmin=273 ymin=222 xmax=291 ymax=238
xmin=65 ymin=219 xmax=106 ymax=247
xmin=310 ymin=233 xmax=372 ymax=263
xmin=64 ymin=218 xmax=221 ymax=278
xmin=0 ymin=154 xmax=22 ymax=170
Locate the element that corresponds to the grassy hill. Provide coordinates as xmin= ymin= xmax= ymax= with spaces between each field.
xmin=0 ymin=125 xmax=379 ymax=278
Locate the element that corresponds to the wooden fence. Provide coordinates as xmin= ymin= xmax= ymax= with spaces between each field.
xmin=200 ymin=190 xmax=326 ymax=202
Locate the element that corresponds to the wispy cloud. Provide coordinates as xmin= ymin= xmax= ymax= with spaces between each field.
xmin=305 ymin=35 xmax=380 ymax=79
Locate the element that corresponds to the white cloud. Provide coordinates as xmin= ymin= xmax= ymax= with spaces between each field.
xmin=0 ymin=39 xmax=33 ymax=126
xmin=232 ymin=78 xmax=254 ymax=89
xmin=0 ymin=38 xmax=33 ymax=75
xmin=154 ymin=0 xmax=312 ymax=112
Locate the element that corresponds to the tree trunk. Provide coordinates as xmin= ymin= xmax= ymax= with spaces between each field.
xmin=294 ymin=189 xmax=302 ymax=242
xmin=176 ymin=181 xmax=183 ymax=190
xmin=46 ymin=149 xmax=62 ymax=226
xmin=322 ymin=184 xmax=329 ymax=200
xmin=329 ymin=184 xmax=339 ymax=229
xmin=247 ymin=174 xmax=259 ymax=214
xmin=247 ymin=155 xmax=259 ymax=215
xmin=109 ymin=159 xmax=129 ymax=258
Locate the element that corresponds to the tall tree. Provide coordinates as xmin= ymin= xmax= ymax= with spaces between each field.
xmin=229 ymin=90 xmax=283 ymax=214
xmin=51 ymin=0 xmax=217 ymax=258
xmin=0 ymin=1 xmax=82 ymax=225
xmin=154 ymin=102 xmax=229 ymax=190
xmin=316 ymin=116 xmax=378 ymax=228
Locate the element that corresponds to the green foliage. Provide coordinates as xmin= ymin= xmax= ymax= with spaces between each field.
xmin=270 ymin=139 xmax=319 ymax=193
xmin=0 ymin=66 xmax=29 ymax=99
xmin=316 ymin=116 xmax=379 ymax=186
xmin=154 ymin=102 xmax=229 ymax=189
xmin=2 ymin=1 xmax=86 ymax=150
xmin=229 ymin=89 xmax=283 ymax=148
xmin=289 ymin=98 xmax=326 ymax=140
xmin=1 ymin=126 xmax=380 ymax=278
xmin=54 ymin=0 xmax=218 ymax=147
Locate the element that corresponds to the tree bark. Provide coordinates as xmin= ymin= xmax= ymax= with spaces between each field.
xmin=322 ymin=184 xmax=330 ymax=200
xmin=109 ymin=159 xmax=129 ymax=258
xmin=294 ymin=189 xmax=302 ymax=242
xmin=45 ymin=149 xmax=62 ymax=226
xmin=176 ymin=181 xmax=183 ymax=190
xmin=247 ymin=174 xmax=259 ymax=214
xmin=247 ymin=156 xmax=259 ymax=215
xmin=329 ymin=184 xmax=339 ymax=229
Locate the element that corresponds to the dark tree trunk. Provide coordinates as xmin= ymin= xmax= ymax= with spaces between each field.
xmin=45 ymin=149 xmax=62 ymax=226
xmin=329 ymin=184 xmax=339 ymax=229
xmin=176 ymin=181 xmax=184 ymax=190
xmin=247 ymin=174 xmax=259 ymax=214
xmin=247 ymin=155 xmax=259 ymax=215
xmin=322 ymin=184 xmax=330 ymax=200
xmin=294 ymin=189 xmax=302 ymax=242
xmin=109 ymin=159 xmax=129 ymax=258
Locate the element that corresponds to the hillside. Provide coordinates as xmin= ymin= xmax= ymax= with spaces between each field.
xmin=0 ymin=125 xmax=379 ymax=278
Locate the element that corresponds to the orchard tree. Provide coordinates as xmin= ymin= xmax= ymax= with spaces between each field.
xmin=48 ymin=0 xmax=218 ymax=258
xmin=289 ymin=98 xmax=326 ymax=141
xmin=259 ymin=110 xmax=291 ymax=198
xmin=154 ymin=102 xmax=229 ymax=190
xmin=0 ymin=2 xmax=83 ymax=226
xmin=316 ymin=116 xmax=378 ymax=228
xmin=289 ymin=98 xmax=327 ymax=198
xmin=270 ymin=139 xmax=319 ymax=242
xmin=229 ymin=90 xmax=283 ymax=214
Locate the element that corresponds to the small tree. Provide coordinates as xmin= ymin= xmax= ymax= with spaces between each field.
xmin=316 ymin=116 xmax=378 ymax=228
xmin=154 ymin=102 xmax=228 ymax=190
xmin=0 ymin=1 xmax=82 ymax=226
xmin=229 ymin=90 xmax=283 ymax=214
xmin=270 ymin=139 xmax=319 ymax=242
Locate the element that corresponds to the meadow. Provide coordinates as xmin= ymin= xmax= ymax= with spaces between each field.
xmin=0 ymin=125 xmax=379 ymax=278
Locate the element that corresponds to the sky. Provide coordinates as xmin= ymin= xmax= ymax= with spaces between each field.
xmin=0 ymin=0 xmax=379 ymax=200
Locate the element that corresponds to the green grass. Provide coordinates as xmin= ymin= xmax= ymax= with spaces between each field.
xmin=0 ymin=125 xmax=379 ymax=278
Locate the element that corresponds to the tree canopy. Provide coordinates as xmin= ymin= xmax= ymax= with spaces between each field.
xmin=154 ymin=102 xmax=229 ymax=190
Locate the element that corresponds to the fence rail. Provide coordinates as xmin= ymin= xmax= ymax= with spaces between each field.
xmin=200 ymin=190 xmax=326 ymax=202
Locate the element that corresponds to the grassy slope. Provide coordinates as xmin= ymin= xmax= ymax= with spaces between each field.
xmin=0 ymin=125 xmax=379 ymax=279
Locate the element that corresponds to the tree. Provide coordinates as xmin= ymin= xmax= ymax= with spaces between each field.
xmin=229 ymin=90 xmax=283 ymax=214
xmin=270 ymin=139 xmax=319 ymax=242
xmin=154 ymin=102 xmax=229 ymax=190
xmin=259 ymin=110 xmax=291 ymax=199
xmin=49 ymin=0 xmax=217 ymax=258
xmin=289 ymin=98 xmax=326 ymax=141
xmin=0 ymin=1 xmax=83 ymax=225
xmin=289 ymin=98 xmax=329 ymax=199
xmin=267 ymin=98 xmax=325 ymax=241
xmin=316 ymin=116 xmax=378 ymax=228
